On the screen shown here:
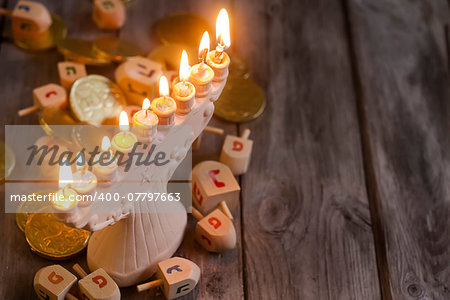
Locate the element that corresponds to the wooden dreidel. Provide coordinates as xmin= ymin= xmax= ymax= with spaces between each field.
xmin=191 ymin=125 xmax=224 ymax=151
xmin=34 ymin=264 xmax=77 ymax=300
xmin=58 ymin=62 xmax=87 ymax=90
xmin=191 ymin=160 xmax=240 ymax=216
xmin=2 ymin=1 xmax=52 ymax=37
xmin=73 ymin=264 xmax=120 ymax=300
xmin=191 ymin=207 xmax=236 ymax=252
xmin=18 ymin=83 xmax=67 ymax=116
xmin=92 ymin=0 xmax=126 ymax=30
xmin=220 ymin=129 xmax=253 ymax=175
xmin=136 ymin=257 xmax=200 ymax=299
xmin=115 ymin=56 xmax=163 ymax=105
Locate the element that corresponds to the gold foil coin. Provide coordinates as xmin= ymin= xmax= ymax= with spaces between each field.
xmin=39 ymin=107 xmax=78 ymax=143
xmin=70 ymin=75 xmax=126 ymax=124
xmin=214 ymin=76 xmax=266 ymax=123
xmin=93 ymin=36 xmax=142 ymax=63
xmin=15 ymin=193 xmax=52 ymax=232
xmin=25 ymin=210 xmax=91 ymax=259
xmin=13 ymin=13 xmax=67 ymax=51
xmin=155 ymin=13 xmax=212 ymax=46
xmin=0 ymin=140 xmax=15 ymax=183
xmin=57 ymin=38 xmax=111 ymax=66
xmin=229 ymin=52 xmax=250 ymax=79
xmin=148 ymin=44 xmax=197 ymax=71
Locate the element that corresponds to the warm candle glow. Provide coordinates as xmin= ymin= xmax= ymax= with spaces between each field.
xmin=180 ymin=50 xmax=190 ymax=82
xmin=198 ymin=31 xmax=210 ymax=62
xmin=59 ymin=159 xmax=73 ymax=189
xmin=216 ymin=9 xmax=230 ymax=49
xmin=101 ymin=136 xmax=111 ymax=152
xmin=119 ymin=111 xmax=129 ymax=131
xmin=159 ymin=75 xmax=169 ymax=97
xmin=142 ymin=98 xmax=151 ymax=110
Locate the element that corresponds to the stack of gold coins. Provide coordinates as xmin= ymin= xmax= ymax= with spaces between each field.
xmin=25 ymin=210 xmax=91 ymax=259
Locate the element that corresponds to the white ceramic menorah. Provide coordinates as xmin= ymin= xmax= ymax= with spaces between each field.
xmin=54 ymin=73 xmax=228 ymax=287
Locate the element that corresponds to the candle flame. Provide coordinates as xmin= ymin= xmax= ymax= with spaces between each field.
xmin=180 ymin=50 xmax=190 ymax=82
xmin=159 ymin=75 xmax=169 ymax=97
xmin=216 ymin=9 xmax=230 ymax=48
xmin=142 ymin=98 xmax=151 ymax=110
xmin=198 ymin=31 xmax=210 ymax=61
xmin=59 ymin=158 xmax=73 ymax=189
xmin=101 ymin=136 xmax=111 ymax=152
xmin=119 ymin=111 xmax=129 ymax=131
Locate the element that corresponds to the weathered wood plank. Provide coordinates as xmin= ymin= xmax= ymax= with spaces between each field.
xmin=346 ymin=0 xmax=450 ymax=298
xmin=233 ymin=0 xmax=381 ymax=299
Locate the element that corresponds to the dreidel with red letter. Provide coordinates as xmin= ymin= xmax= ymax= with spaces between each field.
xmin=0 ymin=1 xmax=52 ymax=37
xmin=220 ymin=128 xmax=253 ymax=175
xmin=18 ymin=83 xmax=67 ymax=116
xmin=93 ymin=0 xmax=126 ymax=30
xmin=191 ymin=160 xmax=240 ymax=216
xmin=34 ymin=264 xmax=77 ymax=300
xmin=72 ymin=264 xmax=120 ymax=300
xmin=58 ymin=62 xmax=87 ymax=90
xmin=191 ymin=207 xmax=236 ymax=252
xmin=136 ymin=257 xmax=200 ymax=299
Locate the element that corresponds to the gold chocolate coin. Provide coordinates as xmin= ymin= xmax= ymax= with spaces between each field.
xmin=93 ymin=36 xmax=142 ymax=63
xmin=13 ymin=13 xmax=67 ymax=51
xmin=15 ymin=194 xmax=52 ymax=232
xmin=0 ymin=141 xmax=15 ymax=182
xmin=148 ymin=44 xmax=197 ymax=71
xmin=25 ymin=210 xmax=91 ymax=259
xmin=214 ymin=76 xmax=266 ymax=123
xmin=70 ymin=75 xmax=126 ymax=125
xmin=229 ymin=52 xmax=250 ymax=79
xmin=39 ymin=107 xmax=78 ymax=143
xmin=57 ymin=38 xmax=111 ymax=66
xmin=155 ymin=13 xmax=212 ymax=47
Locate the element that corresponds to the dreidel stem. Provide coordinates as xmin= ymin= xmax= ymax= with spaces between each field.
xmin=193 ymin=126 xmax=224 ymax=151
xmin=204 ymin=126 xmax=224 ymax=136
xmin=0 ymin=8 xmax=12 ymax=16
xmin=18 ymin=105 xmax=38 ymax=117
xmin=219 ymin=201 xmax=233 ymax=220
xmin=72 ymin=264 xmax=88 ymax=278
xmin=191 ymin=207 xmax=204 ymax=221
xmin=241 ymin=129 xmax=251 ymax=140
xmin=136 ymin=278 xmax=164 ymax=292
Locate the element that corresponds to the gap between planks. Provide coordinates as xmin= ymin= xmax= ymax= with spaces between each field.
xmin=340 ymin=0 xmax=393 ymax=299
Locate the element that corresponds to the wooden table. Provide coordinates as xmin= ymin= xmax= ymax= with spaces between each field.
xmin=1 ymin=0 xmax=450 ymax=299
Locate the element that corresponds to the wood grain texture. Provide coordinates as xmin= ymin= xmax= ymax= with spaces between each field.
xmin=233 ymin=0 xmax=381 ymax=299
xmin=346 ymin=0 xmax=450 ymax=298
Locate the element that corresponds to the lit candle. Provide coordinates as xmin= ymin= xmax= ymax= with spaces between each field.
xmin=172 ymin=50 xmax=196 ymax=115
xmin=52 ymin=159 xmax=78 ymax=213
xmin=71 ymin=152 xmax=97 ymax=202
xmin=151 ymin=75 xmax=177 ymax=125
xmin=132 ymin=98 xmax=159 ymax=142
xmin=92 ymin=136 xmax=118 ymax=184
xmin=190 ymin=31 xmax=215 ymax=98
xmin=112 ymin=111 xmax=138 ymax=154
xmin=207 ymin=8 xmax=231 ymax=82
